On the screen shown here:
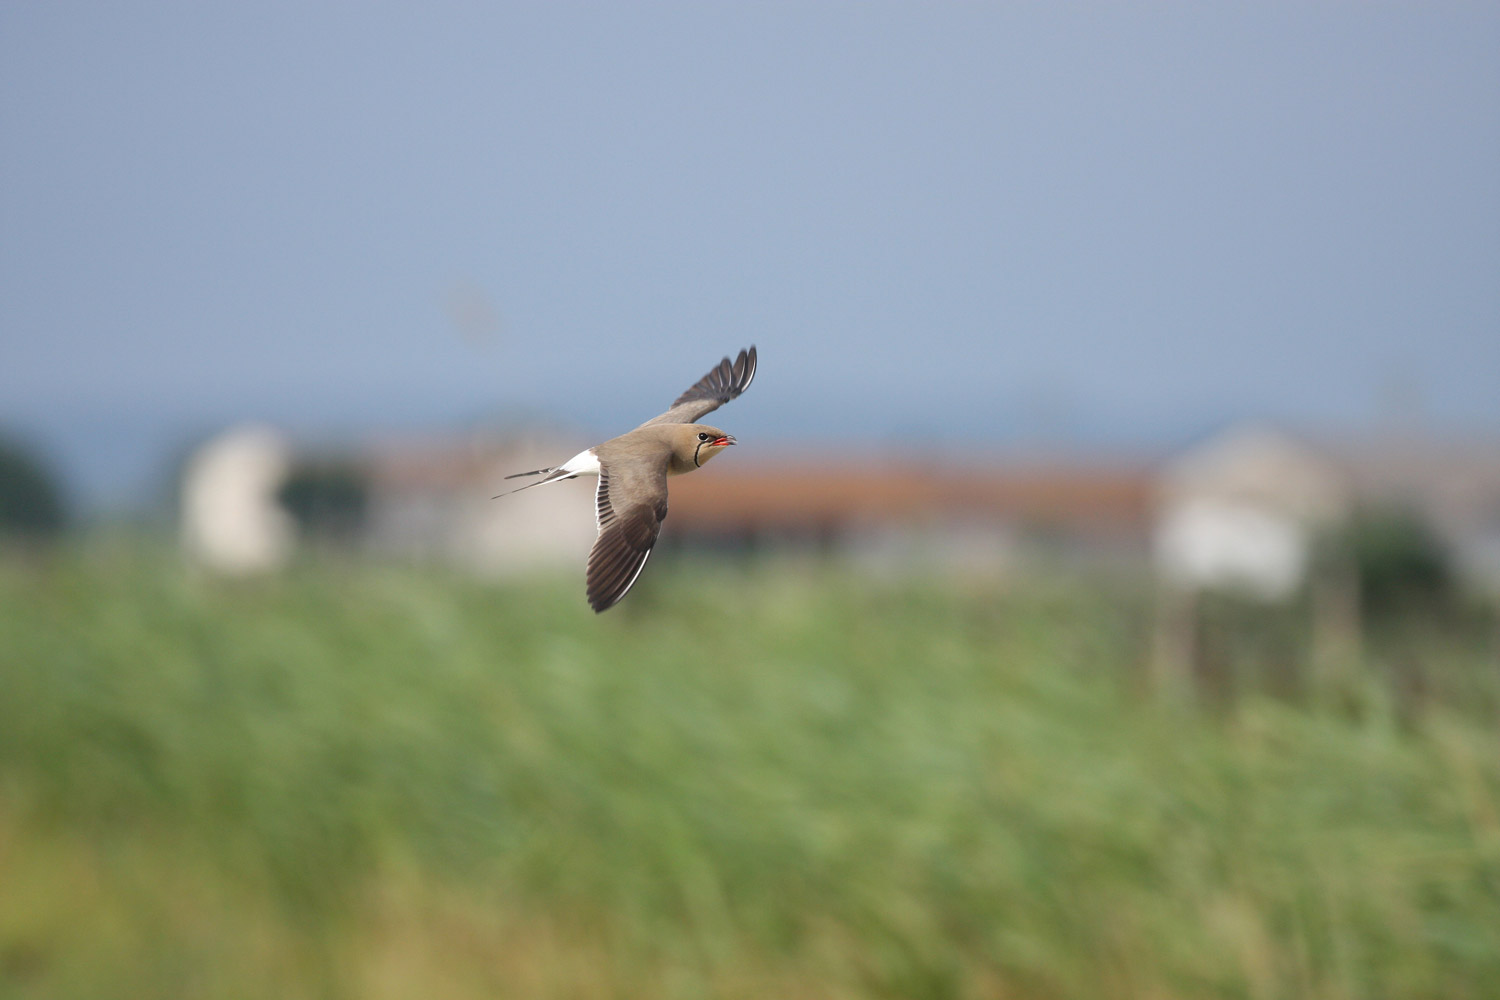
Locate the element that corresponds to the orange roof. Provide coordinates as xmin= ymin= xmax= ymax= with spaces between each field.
xmin=666 ymin=459 xmax=1153 ymax=533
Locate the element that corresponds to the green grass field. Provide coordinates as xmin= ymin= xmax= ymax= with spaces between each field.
xmin=2 ymin=545 xmax=1498 ymax=999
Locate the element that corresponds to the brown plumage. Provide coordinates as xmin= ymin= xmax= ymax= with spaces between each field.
xmin=500 ymin=346 xmax=757 ymax=612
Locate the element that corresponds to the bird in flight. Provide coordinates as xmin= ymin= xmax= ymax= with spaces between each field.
xmin=499 ymin=346 xmax=758 ymax=612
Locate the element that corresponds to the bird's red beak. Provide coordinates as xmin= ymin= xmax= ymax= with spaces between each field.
xmin=713 ymin=435 xmax=736 ymax=447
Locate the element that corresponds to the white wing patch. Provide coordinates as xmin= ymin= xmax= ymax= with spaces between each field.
xmin=594 ymin=470 xmax=611 ymax=533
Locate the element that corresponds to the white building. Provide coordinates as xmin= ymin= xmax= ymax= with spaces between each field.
xmin=179 ymin=425 xmax=295 ymax=574
xmin=1154 ymin=425 xmax=1349 ymax=599
xmin=1155 ymin=422 xmax=1500 ymax=599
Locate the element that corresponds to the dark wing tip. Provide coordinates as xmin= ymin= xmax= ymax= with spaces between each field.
xmin=669 ymin=345 xmax=759 ymax=410
xmin=586 ymin=541 xmax=652 ymax=612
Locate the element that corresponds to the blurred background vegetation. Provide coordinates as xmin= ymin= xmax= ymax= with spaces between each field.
xmin=2 ymin=456 xmax=1497 ymax=998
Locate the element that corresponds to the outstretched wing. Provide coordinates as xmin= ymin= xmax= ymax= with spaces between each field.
xmin=586 ymin=463 xmax=669 ymax=613
xmin=640 ymin=345 xmax=757 ymax=427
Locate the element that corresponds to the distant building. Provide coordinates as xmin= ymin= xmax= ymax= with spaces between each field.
xmin=1154 ymin=425 xmax=1349 ymax=599
xmin=174 ymin=419 xmax=1500 ymax=597
xmin=1154 ymin=422 xmax=1500 ymax=598
xmin=180 ymin=425 xmax=295 ymax=574
xmin=662 ymin=456 xmax=1155 ymax=576
xmin=1331 ymin=433 xmax=1500 ymax=596
xmin=178 ymin=425 xmax=596 ymax=577
xmin=363 ymin=430 xmax=595 ymax=576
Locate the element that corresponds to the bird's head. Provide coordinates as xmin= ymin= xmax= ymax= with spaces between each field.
xmin=676 ymin=424 xmax=736 ymax=469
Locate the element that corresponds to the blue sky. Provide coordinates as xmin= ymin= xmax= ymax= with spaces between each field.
xmin=2 ymin=3 xmax=1497 ymax=508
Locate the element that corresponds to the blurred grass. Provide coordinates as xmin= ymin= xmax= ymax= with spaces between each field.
xmin=1 ymin=544 xmax=1498 ymax=999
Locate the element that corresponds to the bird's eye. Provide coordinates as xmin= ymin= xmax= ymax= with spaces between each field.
xmin=698 ymin=432 xmax=709 ymax=441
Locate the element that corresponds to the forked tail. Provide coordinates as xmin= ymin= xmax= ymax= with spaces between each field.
xmin=504 ymin=466 xmax=555 ymax=480
xmin=492 ymin=466 xmax=575 ymax=499
xmin=493 ymin=448 xmax=600 ymax=499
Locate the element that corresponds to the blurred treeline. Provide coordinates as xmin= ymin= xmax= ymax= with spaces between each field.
xmin=0 ymin=434 xmax=67 ymax=541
